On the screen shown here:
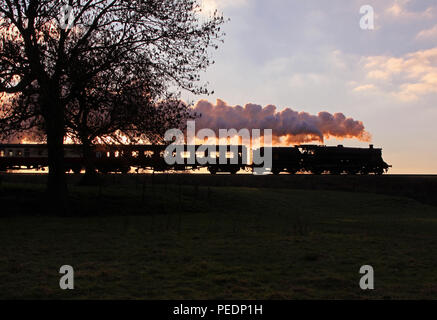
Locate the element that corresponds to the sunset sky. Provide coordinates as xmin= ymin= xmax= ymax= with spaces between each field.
xmin=188 ymin=0 xmax=437 ymax=174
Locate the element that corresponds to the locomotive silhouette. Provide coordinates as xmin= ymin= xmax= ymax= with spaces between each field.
xmin=0 ymin=143 xmax=391 ymax=175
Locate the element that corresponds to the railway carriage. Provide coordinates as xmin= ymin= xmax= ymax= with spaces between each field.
xmin=0 ymin=144 xmax=82 ymax=172
xmin=253 ymin=147 xmax=302 ymax=175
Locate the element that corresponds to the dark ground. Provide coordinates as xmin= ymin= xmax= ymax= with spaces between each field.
xmin=2 ymin=173 xmax=437 ymax=205
xmin=1 ymin=173 xmax=437 ymax=299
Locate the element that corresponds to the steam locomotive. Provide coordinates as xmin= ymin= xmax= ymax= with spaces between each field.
xmin=0 ymin=143 xmax=391 ymax=175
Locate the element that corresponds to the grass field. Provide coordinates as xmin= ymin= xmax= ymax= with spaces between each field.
xmin=1 ymin=180 xmax=437 ymax=299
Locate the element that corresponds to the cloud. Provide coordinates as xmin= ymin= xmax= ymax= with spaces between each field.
xmin=353 ymin=84 xmax=376 ymax=92
xmin=385 ymin=0 xmax=435 ymax=20
xmin=386 ymin=0 xmax=409 ymax=17
xmin=416 ymin=24 xmax=437 ymax=40
xmin=361 ymin=47 xmax=437 ymax=101
xmin=200 ymin=0 xmax=248 ymax=15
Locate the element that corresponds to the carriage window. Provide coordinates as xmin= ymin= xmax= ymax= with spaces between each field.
xmin=8 ymin=150 xmax=13 ymax=157
xmin=115 ymin=151 xmax=120 ymax=158
xmin=132 ymin=151 xmax=139 ymax=158
xmin=0 ymin=150 xmax=4 ymax=157
xmin=144 ymin=151 xmax=153 ymax=157
xmin=16 ymin=150 xmax=23 ymax=157
xmin=106 ymin=152 xmax=111 ymax=158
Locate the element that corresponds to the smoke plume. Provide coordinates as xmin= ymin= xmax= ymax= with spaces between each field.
xmin=192 ymin=99 xmax=371 ymax=144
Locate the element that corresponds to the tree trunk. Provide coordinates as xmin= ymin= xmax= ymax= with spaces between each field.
xmin=83 ymin=140 xmax=96 ymax=174
xmin=45 ymin=99 xmax=68 ymax=210
xmin=80 ymin=139 xmax=100 ymax=186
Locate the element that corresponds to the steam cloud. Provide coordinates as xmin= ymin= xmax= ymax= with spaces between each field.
xmin=192 ymin=99 xmax=371 ymax=144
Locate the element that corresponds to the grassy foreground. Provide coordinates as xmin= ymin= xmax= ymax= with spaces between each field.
xmin=1 ymin=180 xmax=437 ymax=299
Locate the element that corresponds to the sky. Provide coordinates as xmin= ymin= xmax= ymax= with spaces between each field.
xmin=185 ymin=0 xmax=437 ymax=174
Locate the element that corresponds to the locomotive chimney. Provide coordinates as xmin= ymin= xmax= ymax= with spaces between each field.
xmin=369 ymin=144 xmax=374 ymax=149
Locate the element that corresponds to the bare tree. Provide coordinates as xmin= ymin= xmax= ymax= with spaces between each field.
xmin=66 ymin=73 xmax=195 ymax=177
xmin=0 ymin=0 xmax=225 ymax=201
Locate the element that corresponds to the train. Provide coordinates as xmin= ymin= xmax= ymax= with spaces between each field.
xmin=0 ymin=143 xmax=391 ymax=175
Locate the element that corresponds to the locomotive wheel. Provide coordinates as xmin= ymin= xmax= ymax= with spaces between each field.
xmin=208 ymin=167 xmax=217 ymax=175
